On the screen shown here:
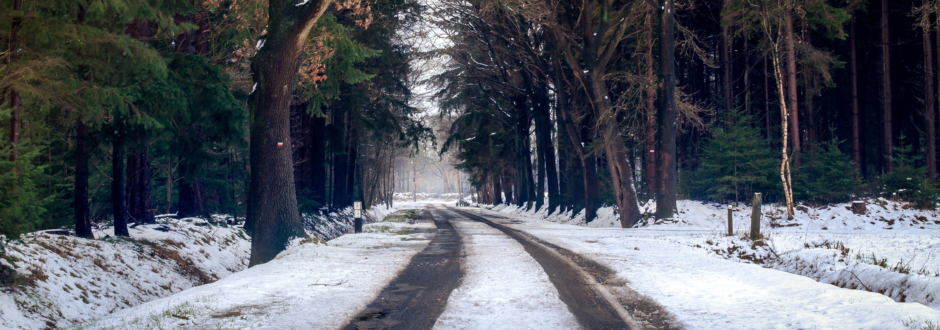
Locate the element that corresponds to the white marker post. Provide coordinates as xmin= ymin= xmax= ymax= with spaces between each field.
xmin=354 ymin=201 xmax=363 ymax=233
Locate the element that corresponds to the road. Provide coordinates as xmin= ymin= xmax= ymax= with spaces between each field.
xmin=343 ymin=206 xmax=680 ymax=330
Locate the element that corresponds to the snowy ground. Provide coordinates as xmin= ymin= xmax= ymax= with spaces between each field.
xmin=74 ymin=206 xmax=434 ymax=330
xmin=483 ymin=198 xmax=940 ymax=329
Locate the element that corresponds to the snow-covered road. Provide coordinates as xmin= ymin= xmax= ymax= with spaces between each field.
xmin=433 ymin=209 xmax=582 ymax=329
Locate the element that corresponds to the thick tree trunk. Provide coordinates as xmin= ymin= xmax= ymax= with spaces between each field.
xmin=74 ymin=119 xmax=93 ymax=238
xmin=785 ymin=8 xmax=801 ymax=166
xmin=850 ymin=19 xmax=862 ymax=171
xmin=246 ymin=0 xmax=332 ymax=265
xmin=112 ymin=135 xmax=129 ymax=236
xmin=925 ymin=0 xmax=936 ymax=179
xmin=882 ymin=0 xmax=893 ymax=172
xmin=535 ymin=140 xmax=546 ymax=210
xmin=656 ymin=0 xmax=678 ymax=220
xmin=644 ymin=3 xmax=658 ymax=203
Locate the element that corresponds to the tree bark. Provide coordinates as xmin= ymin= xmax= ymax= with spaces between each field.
xmin=785 ymin=7 xmax=801 ymax=166
xmin=882 ymin=0 xmax=893 ymax=172
xmin=721 ymin=13 xmax=732 ymax=121
xmin=850 ymin=18 xmax=862 ymax=171
xmin=656 ymin=0 xmax=678 ymax=220
xmin=74 ymin=119 xmax=93 ymax=238
xmin=112 ymin=134 xmax=129 ymax=236
xmin=246 ymin=0 xmax=333 ymax=265
xmin=644 ymin=3 xmax=658 ymax=203
xmin=532 ymin=81 xmax=558 ymax=212
xmin=925 ymin=0 xmax=936 ymax=179
xmin=7 ymin=0 xmax=22 ymax=162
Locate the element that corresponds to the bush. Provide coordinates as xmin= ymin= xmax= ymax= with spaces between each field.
xmin=883 ymin=135 xmax=938 ymax=209
xmin=0 ymin=140 xmax=49 ymax=238
xmin=794 ymin=137 xmax=862 ymax=204
xmin=693 ymin=111 xmax=779 ymax=203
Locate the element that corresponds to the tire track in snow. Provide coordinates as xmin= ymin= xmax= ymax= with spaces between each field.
xmin=343 ymin=209 xmax=463 ymax=330
xmin=432 ymin=208 xmax=583 ymax=330
xmin=445 ymin=207 xmax=640 ymax=330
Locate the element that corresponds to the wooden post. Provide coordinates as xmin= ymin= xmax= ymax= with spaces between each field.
xmin=851 ymin=201 xmax=866 ymax=215
xmin=727 ymin=205 xmax=733 ymax=236
xmin=750 ymin=193 xmax=762 ymax=240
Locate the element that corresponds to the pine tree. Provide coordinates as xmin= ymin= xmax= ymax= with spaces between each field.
xmin=794 ymin=137 xmax=862 ymax=204
xmin=694 ymin=111 xmax=778 ymax=203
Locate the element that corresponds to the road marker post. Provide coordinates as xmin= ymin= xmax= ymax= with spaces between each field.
xmin=354 ymin=201 xmax=363 ymax=233
xmin=727 ymin=205 xmax=733 ymax=236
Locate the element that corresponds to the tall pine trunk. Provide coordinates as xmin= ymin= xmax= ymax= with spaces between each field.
xmin=311 ymin=116 xmax=327 ymax=206
xmin=882 ymin=0 xmax=893 ymax=172
xmin=850 ymin=18 xmax=862 ymax=171
xmin=532 ymin=81 xmax=558 ymax=212
xmin=926 ymin=0 xmax=936 ymax=179
xmin=112 ymin=134 xmax=129 ymax=236
xmin=785 ymin=7 xmax=801 ymax=166
xmin=74 ymin=119 xmax=93 ymax=238
xmin=644 ymin=3 xmax=658 ymax=203
xmin=656 ymin=0 xmax=678 ymax=220
xmin=7 ymin=0 xmax=22 ymax=162
xmin=246 ymin=0 xmax=333 ymax=265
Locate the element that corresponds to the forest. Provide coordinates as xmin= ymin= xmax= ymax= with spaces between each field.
xmin=1 ymin=0 xmax=939 ymax=265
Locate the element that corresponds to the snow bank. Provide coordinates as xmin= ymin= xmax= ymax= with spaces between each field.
xmin=77 ymin=209 xmax=433 ymax=330
xmin=0 ymin=219 xmax=250 ymax=329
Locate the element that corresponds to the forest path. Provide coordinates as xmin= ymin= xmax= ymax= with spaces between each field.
xmin=440 ymin=207 xmax=670 ymax=330
xmin=342 ymin=209 xmax=463 ymax=330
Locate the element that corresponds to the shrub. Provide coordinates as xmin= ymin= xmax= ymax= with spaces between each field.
xmin=883 ymin=135 xmax=938 ymax=209
xmin=693 ymin=111 xmax=779 ymax=203
xmin=794 ymin=137 xmax=861 ymax=204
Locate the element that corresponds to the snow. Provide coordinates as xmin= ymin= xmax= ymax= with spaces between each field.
xmin=77 ymin=210 xmax=433 ymax=329
xmin=0 ymin=219 xmax=250 ymax=329
xmin=434 ymin=216 xmax=581 ymax=329
xmin=469 ymin=198 xmax=940 ymax=329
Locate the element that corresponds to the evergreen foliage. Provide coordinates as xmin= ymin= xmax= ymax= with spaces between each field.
xmin=794 ymin=137 xmax=862 ymax=204
xmin=693 ymin=111 xmax=779 ymax=203
xmin=884 ymin=135 xmax=938 ymax=209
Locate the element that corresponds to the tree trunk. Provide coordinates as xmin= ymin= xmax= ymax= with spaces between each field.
xmin=851 ymin=18 xmax=862 ymax=171
xmin=112 ymin=134 xmax=129 ymax=236
xmin=644 ymin=3 xmax=658 ymax=203
xmin=882 ymin=0 xmax=893 ymax=172
xmin=346 ymin=141 xmax=357 ymax=205
xmin=128 ymin=134 xmax=154 ymax=224
xmin=721 ymin=15 xmax=732 ymax=121
xmin=771 ymin=43 xmax=796 ymax=219
xmin=765 ymin=56 xmax=771 ymax=141
xmin=7 ymin=0 xmax=22 ymax=162
xmin=925 ymin=0 xmax=936 ymax=179
xmin=177 ymin=159 xmax=206 ymax=218
xmin=246 ymin=0 xmax=333 ymax=265
xmin=310 ymin=116 xmax=327 ymax=206
xmin=494 ymin=175 xmax=503 ymax=204
xmin=74 ymin=119 xmax=93 ymax=238
xmin=532 ymin=81 xmax=558 ymax=212
xmin=657 ymin=0 xmax=678 ymax=220
xmin=785 ymin=8 xmax=801 ymax=166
